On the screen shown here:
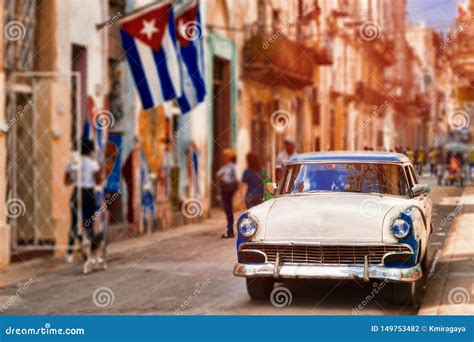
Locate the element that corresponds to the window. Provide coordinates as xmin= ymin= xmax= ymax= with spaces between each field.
xmin=279 ymin=162 xmax=410 ymax=197
xmin=410 ymin=166 xmax=419 ymax=184
xmin=404 ymin=165 xmax=414 ymax=189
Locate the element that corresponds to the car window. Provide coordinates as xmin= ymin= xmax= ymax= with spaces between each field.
xmin=279 ymin=162 xmax=410 ymax=196
xmin=404 ymin=165 xmax=414 ymax=188
xmin=410 ymin=166 xmax=419 ymax=184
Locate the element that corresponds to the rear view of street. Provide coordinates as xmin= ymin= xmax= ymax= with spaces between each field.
xmin=1 ymin=176 xmax=471 ymax=316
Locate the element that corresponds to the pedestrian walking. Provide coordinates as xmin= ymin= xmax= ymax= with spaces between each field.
xmin=416 ymin=148 xmax=426 ymax=176
xmin=241 ymin=152 xmax=264 ymax=209
xmin=428 ymin=147 xmax=438 ymax=177
xmin=406 ymin=147 xmax=414 ymax=164
xmin=217 ymin=149 xmax=238 ymax=239
xmin=447 ymin=152 xmax=463 ymax=186
xmin=436 ymin=146 xmax=445 ymax=186
xmin=79 ymin=139 xmax=104 ymax=273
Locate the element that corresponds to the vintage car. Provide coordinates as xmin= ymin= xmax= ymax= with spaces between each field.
xmin=234 ymin=152 xmax=432 ymax=305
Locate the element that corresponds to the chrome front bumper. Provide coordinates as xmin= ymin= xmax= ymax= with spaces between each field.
xmin=233 ymin=262 xmax=423 ymax=283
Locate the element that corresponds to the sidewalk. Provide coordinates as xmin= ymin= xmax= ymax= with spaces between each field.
xmin=419 ymin=185 xmax=474 ymax=315
xmin=0 ymin=209 xmax=228 ymax=289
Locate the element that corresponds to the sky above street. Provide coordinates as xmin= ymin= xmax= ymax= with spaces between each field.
xmin=408 ymin=0 xmax=457 ymax=34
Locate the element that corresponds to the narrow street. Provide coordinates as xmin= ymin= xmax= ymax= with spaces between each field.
xmin=0 ymin=175 xmax=466 ymax=315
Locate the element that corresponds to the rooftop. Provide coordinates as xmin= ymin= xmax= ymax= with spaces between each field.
xmin=288 ymin=151 xmax=410 ymax=163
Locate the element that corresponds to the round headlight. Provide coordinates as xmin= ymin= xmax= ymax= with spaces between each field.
xmin=391 ymin=218 xmax=411 ymax=239
xmin=238 ymin=217 xmax=258 ymax=238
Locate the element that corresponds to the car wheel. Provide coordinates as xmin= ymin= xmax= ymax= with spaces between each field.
xmin=392 ymin=258 xmax=427 ymax=307
xmin=246 ymin=278 xmax=275 ymax=300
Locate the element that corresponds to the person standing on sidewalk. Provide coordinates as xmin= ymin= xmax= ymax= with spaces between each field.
xmin=217 ymin=149 xmax=238 ymax=239
xmin=79 ymin=139 xmax=104 ymax=273
xmin=436 ymin=146 xmax=445 ymax=186
xmin=428 ymin=147 xmax=438 ymax=177
xmin=241 ymin=152 xmax=264 ymax=209
xmin=416 ymin=148 xmax=425 ymax=176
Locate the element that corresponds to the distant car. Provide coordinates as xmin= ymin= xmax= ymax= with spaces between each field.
xmin=234 ymin=152 xmax=432 ymax=305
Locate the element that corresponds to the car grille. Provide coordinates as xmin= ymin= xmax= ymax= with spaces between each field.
xmin=240 ymin=244 xmax=412 ymax=265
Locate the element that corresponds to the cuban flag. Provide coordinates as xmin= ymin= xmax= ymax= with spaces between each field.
xmin=175 ymin=1 xmax=206 ymax=114
xmin=119 ymin=2 xmax=182 ymax=110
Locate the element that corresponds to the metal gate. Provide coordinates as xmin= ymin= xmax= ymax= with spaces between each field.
xmin=6 ymin=72 xmax=82 ymax=253
xmin=4 ymin=0 xmax=85 ymax=254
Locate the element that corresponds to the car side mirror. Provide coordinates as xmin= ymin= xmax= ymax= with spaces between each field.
xmin=265 ymin=182 xmax=277 ymax=195
xmin=412 ymin=184 xmax=430 ymax=197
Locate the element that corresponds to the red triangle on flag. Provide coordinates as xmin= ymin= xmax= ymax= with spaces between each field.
xmin=120 ymin=3 xmax=171 ymax=52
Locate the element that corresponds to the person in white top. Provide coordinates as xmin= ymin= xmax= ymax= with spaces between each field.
xmin=276 ymin=136 xmax=296 ymax=180
xmin=65 ymin=139 xmax=103 ymax=271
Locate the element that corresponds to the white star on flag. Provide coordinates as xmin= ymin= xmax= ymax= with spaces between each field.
xmin=140 ymin=19 xmax=159 ymax=40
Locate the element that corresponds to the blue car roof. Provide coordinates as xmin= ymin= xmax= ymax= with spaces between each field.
xmin=288 ymin=151 xmax=410 ymax=163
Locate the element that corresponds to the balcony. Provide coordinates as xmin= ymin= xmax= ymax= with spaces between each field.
xmin=354 ymin=82 xmax=388 ymax=106
xmin=242 ymin=33 xmax=325 ymax=89
xmin=391 ymin=93 xmax=430 ymax=117
xmin=356 ymin=31 xmax=396 ymax=66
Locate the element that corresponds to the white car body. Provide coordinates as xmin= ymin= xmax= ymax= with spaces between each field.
xmin=234 ymin=152 xmax=432 ymax=294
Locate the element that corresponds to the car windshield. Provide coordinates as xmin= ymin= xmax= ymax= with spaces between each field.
xmin=278 ymin=162 xmax=410 ymax=196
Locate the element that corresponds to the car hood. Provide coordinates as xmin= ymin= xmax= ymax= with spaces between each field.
xmin=263 ymin=193 xmax=405 ymax=243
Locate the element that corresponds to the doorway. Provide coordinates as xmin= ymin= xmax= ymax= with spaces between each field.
xmin=71 ymin=44 xmax=88 ymax=142
xmin=211 ymin=57 xmax=231 ymax=207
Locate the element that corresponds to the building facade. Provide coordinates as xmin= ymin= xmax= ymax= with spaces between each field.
xmin=0 ymin=0 xmax=134 ymax=268
xmin=1 ymin=0 xmax=453 ymax=268
xmin=0 ymin=2 xmax=8 ymax=268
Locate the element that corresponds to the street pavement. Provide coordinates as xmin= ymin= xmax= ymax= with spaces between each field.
xmin=0 ymin=175 xmax=468 ymax=315
xmin=419 ymin=185 xmax=474 ymax=315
